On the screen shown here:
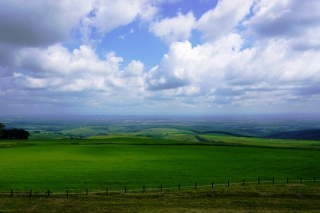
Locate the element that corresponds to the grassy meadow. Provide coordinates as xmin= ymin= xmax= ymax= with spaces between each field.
xmin=1 ymin=117 xmax=320 ymax=212
xmin=1 ymin=135 xmax=320 ymax=192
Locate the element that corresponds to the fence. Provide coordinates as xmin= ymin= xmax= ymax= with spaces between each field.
xmin=0 ymin=177 xmax=318 ymax=198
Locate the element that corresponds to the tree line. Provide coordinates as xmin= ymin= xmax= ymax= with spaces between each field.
xmin=0 ymin=123 xmax=30 ymax=140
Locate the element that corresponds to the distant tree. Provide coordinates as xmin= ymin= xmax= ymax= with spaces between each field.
xmin=0 ymin=123 xmax=5 ymax=139
xmin=2 ymin=128 xmax=30 ymax=140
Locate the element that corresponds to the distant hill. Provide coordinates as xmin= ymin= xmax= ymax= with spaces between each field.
xmin=264 ymin=129 xmax=320 ymax=141
xmin=192 ymin=130 xmax=251 ymax=138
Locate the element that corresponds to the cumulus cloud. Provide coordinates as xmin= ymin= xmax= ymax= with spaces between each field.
xmin=0 ymin=43 xmax=147 ymax=114
xmin=0 ymin=0 xmax=91 ymax=67
xmin=0 ymin=0 xmax=158 ymax=65
xmin=244 ymin=0 xmax=320 ymax=57
xmin=15 ymin=44 xmax=146 ymax=92
xmin=124 ymin=60 xmax=144 ymax=77
xmin=84 ymin=0 xmax=157 ymax=35
xmin=1 ymin=0 xmax=320 ymax=115
xmin=0 ymin=0 xmax=91 ymax=46
xmin=247 ymin=0 xmax=320 ymax=39
xmin=17 ymin=44 xmax=114 ymax=77
xmin=0 ymin=0 xmax=160 ymax=114
xmin=149 ymin=0 xmax=252 ymax=43
xmin=146 ymin=32 xmax=320 ymax=109
xmin=149 ymin=12 xmax=196 ymax=43
xmin=146 ymin=33 xmax=244 ymax=92
xmin=196 ymin=0 xmax=253 ymax=41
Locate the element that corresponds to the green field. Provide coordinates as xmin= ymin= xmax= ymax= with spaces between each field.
xmin=1 ymin=119 xmax=320 ymax=212
xmin=1 ymin=135 xmax=320 ymax=192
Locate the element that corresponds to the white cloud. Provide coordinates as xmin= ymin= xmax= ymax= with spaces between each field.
xmin=0 ymin=0 xmax=91 ymax=47
xmin=146 ymin=33 xmax=244 ymax=92
xmin=86 ymin=0 xmax=157 ymax=35
xmin=149 ymin=12 xmax=196 ymax=43
xmin=24 ymin=77 xmax=48 ymax=89
xmin=17 ymin=44 xmax=103 ymax=77
xmin=13 ymin=44 xmax=146 ymax=99
xmin=196 ymin=0 xmax=253 ymax=41
xmin=0 ymin=0 xmax=158 ymax=65
xmin=144 ymin=0 xmax=320 ymax=111
xmin=1 ymin=0 xmax=320 ymax=114
xmin=124 ymin=60 xmax=144 ymax=77
xmin=247 ymin=0 xmax=320 ymax=39
xmin=146 ymin=26 xmax=320 ymax=108
xmin=245 ymin=0 xmax=320 ymax=53
xmin=0 ymin=0 xmax=92 ymax=66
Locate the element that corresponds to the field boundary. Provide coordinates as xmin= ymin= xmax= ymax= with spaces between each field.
xmin=1 ymin=178 xmax=319 ymax=198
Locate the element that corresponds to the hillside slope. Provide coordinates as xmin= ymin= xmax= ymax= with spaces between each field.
xmin=265 ymin=129 xmax=320 ymax=140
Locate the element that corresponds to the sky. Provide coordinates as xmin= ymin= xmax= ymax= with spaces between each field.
xmin=1 ymin=0 xmax=320 ymax=116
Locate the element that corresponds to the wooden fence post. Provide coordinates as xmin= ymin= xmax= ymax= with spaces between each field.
xmin=10 ymin=176 xmax=316 ymax=198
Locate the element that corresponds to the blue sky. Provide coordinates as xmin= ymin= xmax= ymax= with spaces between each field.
xmin=1 ymin=0 xmax=320 ymax=116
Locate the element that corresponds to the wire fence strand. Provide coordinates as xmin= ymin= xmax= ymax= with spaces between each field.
xmin=0 ymin=178 xmax=318 ymax=197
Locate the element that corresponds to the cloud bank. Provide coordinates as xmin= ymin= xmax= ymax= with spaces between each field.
xmin=1 ymin=0 xmax=320 ymax=115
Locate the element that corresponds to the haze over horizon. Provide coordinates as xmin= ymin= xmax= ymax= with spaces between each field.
xmin=1 ymin=0 xmax=320 ymax=116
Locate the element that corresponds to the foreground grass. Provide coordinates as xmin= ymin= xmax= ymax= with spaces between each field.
xmin=1 ymin=138 xmax=320 ymax=191
xmin=1 ymin=139 xmax=320 ymax=191
xmin=1 ymin=136 xmax=320 ymax=212
xmin=1 ymin=184 xmax=320 ymax=212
